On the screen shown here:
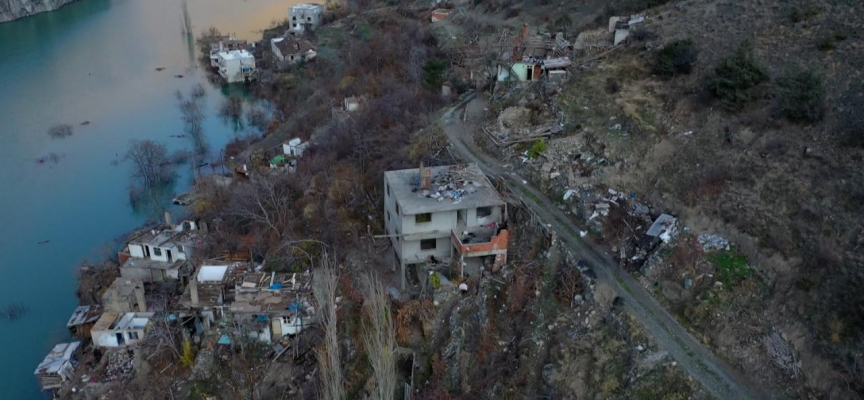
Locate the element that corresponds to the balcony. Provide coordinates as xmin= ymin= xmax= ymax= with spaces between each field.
xmin=451 ymin=225 xmax=509 ymax=263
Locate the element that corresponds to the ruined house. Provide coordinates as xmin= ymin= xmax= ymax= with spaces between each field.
xmin=101 ymin=277 xmax=147 ymax=313
xmin=384 ymin=164 xmax=509 ymax=289
xmin=118 ymin=220 xmax=205 ymax=283
xmin=271 ymin=36 xmax=317 ymax=64
xmin=66 ymin=305 xmax=102 ymax=339
xmin=289 ymin=3 xmax=324 ymax=32
xmin=34 ymin=342 xmax=81 ymax=391
xmin=90 ymin=312 xmax=154 ymax=348
xmin=178 ymin=262 xmax=312 ymax=343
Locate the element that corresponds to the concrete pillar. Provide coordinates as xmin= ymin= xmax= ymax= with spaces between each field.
xmin=190 ymin=277 xmax=199 ymax=306
xmin=164 ymin=211 xmax=173 ymax=226
xmin=134 ymin=282 xmax=147 ymax=312
xmin=401 ymin=262 xmax=406 ymax=291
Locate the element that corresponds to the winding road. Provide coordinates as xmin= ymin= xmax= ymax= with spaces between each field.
xmin=437 ymin=93 xmax=768 ymax=400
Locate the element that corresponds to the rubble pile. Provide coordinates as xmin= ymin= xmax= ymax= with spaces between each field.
xmin=102 ymin=351 xmax=133 ymax=382
xmin=414 ymin=166 xmax=486 ymax=204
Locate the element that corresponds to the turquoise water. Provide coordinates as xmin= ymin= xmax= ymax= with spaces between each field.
xmin=0 ymin=0 xmax=295 ymax=397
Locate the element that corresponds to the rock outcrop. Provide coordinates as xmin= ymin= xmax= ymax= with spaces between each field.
xmin=0 ymin=0 xmax=79 ymax=23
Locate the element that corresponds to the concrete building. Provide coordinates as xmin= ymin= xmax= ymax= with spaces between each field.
xmin=282 ymin=137 xmax=309 ymax=158
xmin=91 ymin=312 xmax=154 ymax=348
xmin=271 ymin=36 xmax=317 ymax=64
xmin=217 ymin=50 xmax=256 ymax=83
xmin=384 ymin=164 xmax=509 ymax=289
xmin=289 ymin=3 xmax=324 ymax=32
xmin=34 ymin=342 xmax=81 ymax=390
xmin=102 ymin=278 xmax=147 ymax=313
xmin=119 ymin=220 xmax=204 ymax=283
xmin=209 ymin=38 xmax=248 ymax=68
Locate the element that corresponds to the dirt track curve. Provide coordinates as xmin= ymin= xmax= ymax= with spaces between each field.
xmin=437 ymin=93 xmax=769 ymax=400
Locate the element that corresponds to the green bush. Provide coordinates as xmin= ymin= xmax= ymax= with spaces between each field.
xmin=422 ymin=59 xmax=447 ymax=90
xmin=527 ymin=139 xmax=548 ymax=159
xmin=706 ymin=249 xmax=754 ymax=289
xmin=708 ymin=42 xmax=769 ymax=110
xmin=654 ymin=39 xmax=698 ymax=78
xmin=777 ymin=69 xmax=825 ymax=123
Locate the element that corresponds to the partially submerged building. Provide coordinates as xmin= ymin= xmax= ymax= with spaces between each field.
xmin=289 ymin=3 xmax=324 ymax=33
xmin=384 ymin=164 xmax=509 ymax=288
xmin=217 ymin=50 xmax=256 ymax=83
xmin=271 ymin=36 xmax=317 ymax=64
xmin=34 ymin=342 xmax=82 ymax=391
xmin=209 ymin=38 xmax=248 ymax=68
xmin=91 ymin=312 xmax=154 ymax=348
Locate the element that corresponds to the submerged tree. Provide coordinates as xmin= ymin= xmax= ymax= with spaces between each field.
xmin=176 ymin=84 xmax=208 ymax=155
xmin=219 ymin=95 xmax=244 ymax=131
xmin=125 ymin=139 xmax=176 ymax=187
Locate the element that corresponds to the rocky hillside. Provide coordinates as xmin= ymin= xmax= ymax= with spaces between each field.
xmin=0 ymin=0 xmax=79 ymax=22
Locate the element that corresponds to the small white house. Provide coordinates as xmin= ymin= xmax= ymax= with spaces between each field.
xmin=271 ymin=37 xmax=318 ymax=64
xmin=209 ymin=38 xmax=247 ymax=68
xmin=34 ymin=342 xmax=81 ymax=390
xmin=91 ymin=312 xmax=154 ymax=348
xmin=217 ymin=50 xmax=256 ymax=83
xmin=282 ymin=138 xmax=309 ymax=157
xmin=289 ymin=3 xmax=324 ymax=32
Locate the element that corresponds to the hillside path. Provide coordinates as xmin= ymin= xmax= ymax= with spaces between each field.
xmin=437 ymin=93 xmax=769 ymax=400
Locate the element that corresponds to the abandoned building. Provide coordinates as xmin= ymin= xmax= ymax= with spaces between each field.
xmin=34 ymin=342 xmax=82 ymax=391
xmin=217 ymin=49 xmax=256 ymax=83
xmin=178 ymin=261 xmax=313 ymax=343
xmin=90 ymin=312 xmax=154 ymax=348
xmin=209 ymin=37 xmax=248 ymax=68
xmin=496 ymin=56 xmax=571 ymax=82
xmin=271 ymin=36 xmax=317 ymax=64
xmin=66 ymin=305 xmax=103 ymax=339
xmin=430 ymin=9 xmax=450 ymax=23
xmin=101 ymin=277 xmax=147 ymax=313
xmin=289 ymin=3 xmax=324 ymax=32
xmin=282 ymin=137 xmax=310 ymax=158
xmin=384 ymin=164 xmax=509 ymax=289
xmin=119 ymin=220 xmax=204 ymax=283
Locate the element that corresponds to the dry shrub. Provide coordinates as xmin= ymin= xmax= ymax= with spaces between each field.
xmin=395 ymin=299 xmax=435 ymax=344
xmin=507 ymin=266 xmax=533 ymax=311
xmin=685 ymin=165 xmax=731 ymax=205
xmin=669 ymin=235 xmax=703 ymax=274
xmin=554 ymin=264 xmax=585 ymax=305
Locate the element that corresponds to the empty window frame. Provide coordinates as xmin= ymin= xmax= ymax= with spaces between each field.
xmin=420 ymin=239 xmax=437 ymax=250
xmin=477 ymin=206 xmax=493 ymax=218
xmin=415 ymin=213 xmax=432 ymax=224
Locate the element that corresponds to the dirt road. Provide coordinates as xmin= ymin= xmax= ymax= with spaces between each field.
xmin=438 ymin=93 xmax=769 ymax=400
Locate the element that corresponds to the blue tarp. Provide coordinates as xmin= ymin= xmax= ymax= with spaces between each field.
xmin=218 ymin=334 xmax=231 ymax=345
xmin=269 ymin=282 xmax=283 ymax=290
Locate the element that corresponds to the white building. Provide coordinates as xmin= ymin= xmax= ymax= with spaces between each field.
xmin=271 ymin=37 xmax=317 ymax=64
xmin=282 ymin=138 xmax=309 ymax=158
xmin=217 ymin=50 xmax=256 ymax=83
xmin=34 ymin=342 xmax=81 ymax=390
xmin=209 ymin=38 xmax=247 ymax=68
xmin=384 ymin=164 xmax=509 ymax=289
xmin=289 ymin=3 xmax=324 ymax=32
xmin=119 ymin=220 xmax=203 ymax=283
xmin=90 ymin=312 xmax=154 ymax=348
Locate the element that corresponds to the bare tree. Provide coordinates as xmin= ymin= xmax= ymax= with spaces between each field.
xmin=176 ymin=84 xmax=208 ymax=155
xmin=232 ymin=174 xmax=294 ymax=239
xmin=125 ymin=139 xmax=176 ymax=187
xmin=314 ymin=256 xmax=344 ymax=400
xmin=219 ymin=95 xmax=244 ymax=130
xmin=362 ymin=272 xmax=397 ymax=400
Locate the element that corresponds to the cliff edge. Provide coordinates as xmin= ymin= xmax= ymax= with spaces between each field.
xmin=0 ymin=0 xmax=79 ymax=23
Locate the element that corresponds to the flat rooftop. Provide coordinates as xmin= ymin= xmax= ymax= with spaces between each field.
xmin=292 ymin=3 xmax=323 ymax=10
xmin=385 ymin=164 xmax=505 ymax=215
xmin=219 ymin=50 xmax=254 ymax=60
